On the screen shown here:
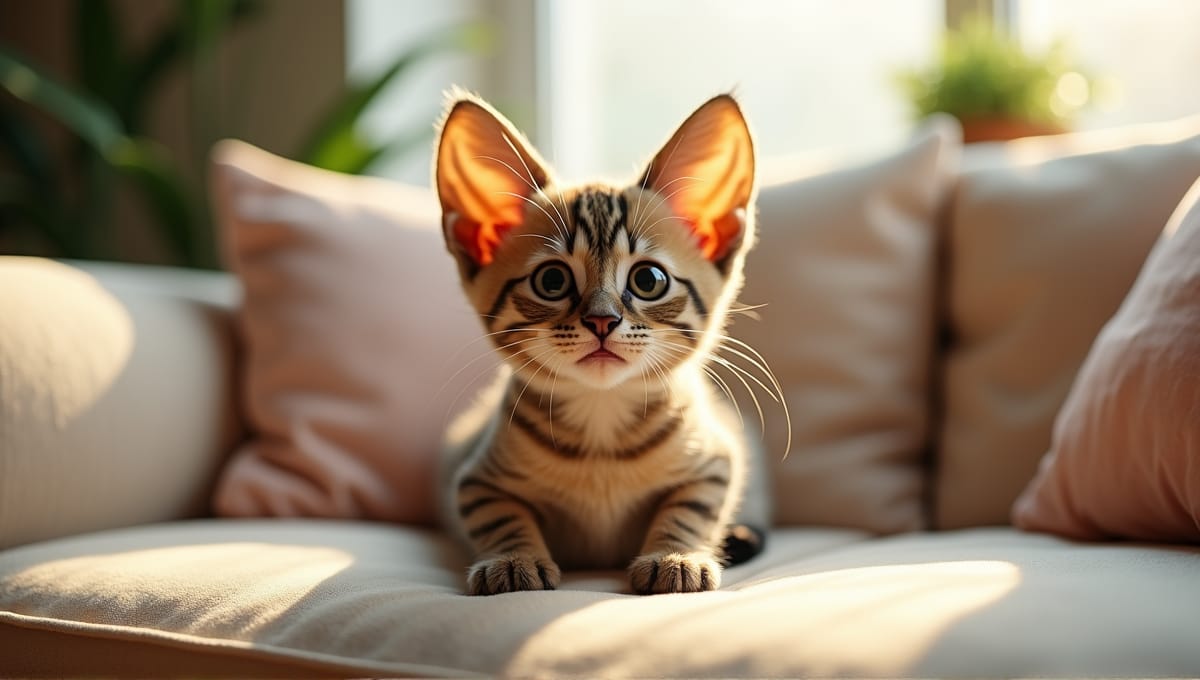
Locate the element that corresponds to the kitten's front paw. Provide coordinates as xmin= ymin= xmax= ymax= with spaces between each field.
xmin=629 ymin=551 xmax=721 ymax=595
xmin=466 ymin=553 xmax=561 ymax=596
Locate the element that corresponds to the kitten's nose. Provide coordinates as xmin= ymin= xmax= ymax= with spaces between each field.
xmin=582 ymin=314 xmax=622 ymax=340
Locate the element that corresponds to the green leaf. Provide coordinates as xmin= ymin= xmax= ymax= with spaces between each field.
xmin=119 ymin=0 xmax=260 ymax=132
xmin=109 ymin=138 xmax=206 ymax=267
xmin=306 ymin=122 xmax=434 ymax=176
xmin=0 ymin=48 xmax=124 ymax=156
xmin=182 ymin=0 xmax=240 ymax=54
xmin=304 ymin=126 xmax=377 ymax=174
xmin=0 ymin=100 xmax=56 ymax=192
xmin=75 ymin=0 xmax=124 ymax=105
xmin=893 ymin=15 xmax=1090 ymax=125
xmin=297 ymin=21 xmax=490 ymax=168
xmin=119 ymin=24 xmax=182 ymax=132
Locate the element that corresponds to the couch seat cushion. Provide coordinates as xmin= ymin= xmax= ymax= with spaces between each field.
xmin=2 ymin=521 xmax=1198 ymax=678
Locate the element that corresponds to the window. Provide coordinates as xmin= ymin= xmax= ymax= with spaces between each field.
xmin=1014 ymin=0 xmax=1200 ymax=131
xmin=346 ymin=1 xmax=1200 ymax=185
xmin=539 ymin=0 xmax=944 ymax=181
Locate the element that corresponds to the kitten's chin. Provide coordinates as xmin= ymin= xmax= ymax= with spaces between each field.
xmin=568 ymin=350 xmax=639 ymax=389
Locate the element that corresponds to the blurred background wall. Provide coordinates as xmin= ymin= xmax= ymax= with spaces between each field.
xmin=2 ymin=0 xmax=1198 ymax=269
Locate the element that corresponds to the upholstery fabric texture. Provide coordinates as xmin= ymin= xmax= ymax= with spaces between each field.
xmin=0 ymin=257 xmax=240 ymax=549
xmin=737 ymin=116 xmax=960 ymax=532
xmin=210 ymin=141 xmax=494 ymax=525
xmin=2 ymin=521 xmax=1198 ymax=678
xmin=1012 ymin=178 xmax=1200 ymax=542
xmin=935 ymin=115 xmax=1200 ymax=529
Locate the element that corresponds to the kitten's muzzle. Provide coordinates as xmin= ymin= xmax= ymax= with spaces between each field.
xmin=581 ymin=314 xmax=622 ymax=340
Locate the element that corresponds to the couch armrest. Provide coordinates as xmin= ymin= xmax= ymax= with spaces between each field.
xmin=0 ymin=257 xmax=242 ymax=549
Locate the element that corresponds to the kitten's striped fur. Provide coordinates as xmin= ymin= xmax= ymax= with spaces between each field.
xmin=436 ymin=93 xmax=771 ymax=595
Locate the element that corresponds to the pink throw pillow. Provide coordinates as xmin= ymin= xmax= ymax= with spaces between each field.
xmin=210 ymin=141 xmax=493 ymax=525
xmin=1012 ymin=177 xmax=1200 ymax=542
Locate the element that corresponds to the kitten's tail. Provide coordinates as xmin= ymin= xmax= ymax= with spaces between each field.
xmin=720 ymin=524 xmax=767 ymax=566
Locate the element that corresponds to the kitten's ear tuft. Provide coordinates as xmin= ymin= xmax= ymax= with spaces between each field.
xmin=435 ymin=93 xmax=553 ymax=267
xmin=640 ymin=95 xmax=755 ymax=263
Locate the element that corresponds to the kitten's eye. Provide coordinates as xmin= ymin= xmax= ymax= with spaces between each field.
xmin=532 ymin=261 xmax=574 ymax=301
xmin=628 ymin=262 xmax=670 ymax=301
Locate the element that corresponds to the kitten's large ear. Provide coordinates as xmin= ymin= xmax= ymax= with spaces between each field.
xmin=436 ymin=95 xmax=553 ymax=267
xmin=640 ymin=95 xmax=755 ymax=263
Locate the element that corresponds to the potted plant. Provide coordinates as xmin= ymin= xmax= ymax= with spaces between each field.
xmin=0 ymin=2 xmax=487 ymax=269
xmin=895 ymin=17 xmax=1093 ymax=143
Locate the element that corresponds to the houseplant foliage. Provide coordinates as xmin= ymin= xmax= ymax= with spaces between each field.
xmin=896 ymin=17 xmax=1092 ymax=143
xmin=0 ymin=0 xmax=486 ymax=269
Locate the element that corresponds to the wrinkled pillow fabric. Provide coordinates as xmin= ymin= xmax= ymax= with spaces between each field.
xmin=735 ymin=117 xmax=961 ymax=533
xmin=935 ymin=116 xmax=1200 ymax=529
xmin=1013 ymin=178 xmax=1200 ymax=542
xmin=211 ymin=141 xmax=493 ymax=525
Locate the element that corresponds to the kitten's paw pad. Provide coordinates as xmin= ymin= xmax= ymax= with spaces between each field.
xmin=466 ymin=553 xmax=560 ymax=596
xmin=629 ymin=551 xmax=721 ymax=594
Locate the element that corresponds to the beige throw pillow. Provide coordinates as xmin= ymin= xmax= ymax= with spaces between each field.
xmin=0 ymin=258 xmax=240 ymax=549
xmin=1013 ymin=178 xmax=1200 ymax=542
xmin=935 ymin=116 xmax=1200 ymax=529
xmin=735 ymin=117 xmax=961 ymax=532
xmin=211 ymin=141 xmax=494 ymax=525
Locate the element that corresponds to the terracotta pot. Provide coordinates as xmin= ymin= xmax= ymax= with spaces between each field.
xmin=959 ymin=116 xmax=1067 ymax=144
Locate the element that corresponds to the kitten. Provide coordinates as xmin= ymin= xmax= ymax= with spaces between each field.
xmin=436 ymin=92 xmax=771 ymax=595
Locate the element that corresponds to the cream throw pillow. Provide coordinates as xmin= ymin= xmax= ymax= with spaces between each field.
xmin=935 ymin=116 xmax=1200 ymax=529
xmin=0 ymin=258 xmax=239 ymax=549
xmin=211 ymin=141 xmax=493 ymax=525
xmin=736 ymin=117 xmax=961 ymax=532
xmin=1013 ymin=177 xmax=1200 ymax=541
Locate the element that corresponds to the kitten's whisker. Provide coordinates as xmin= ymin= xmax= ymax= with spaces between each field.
xmin=474 ymin=151 xmax=571 ymax=244
xmin=702 ymin=365 xmax=744 ymax=430
xmin=442 ymin=326 xmax=546 ymax=370
xmin=552 ymin=183 xmax=573 ymax=247
xmin=656 ymin=329 xmax=787 ymax=402
xmin=712 ymin=345 xmax=785 ymax=401
xmin=631 ymin=177 xmax=703 ymax=240
xmin=642 ymin=351 xmax=674 ymax=403
xmin=641 ymin=177 xmax=702 ymax=226
xmin=442 ymin=345 xmax=545 ymax=432
xmin=662 ymin=328 xmax=793 ymax=456
xmin=547 ymin=353 xmax=564 ymax=448
xmin=494 ymin=190 xmax=569 ymax=251
xmin=435 ymin=334 xmax=546 ymax=400
xmin=652 ymin=337 xmax=766 ymax=445
xmin=516 ymin=232 xmax=565 ymax=250
xmin=634 ymin=128 xmax=690 ymax=230
xmin=708 ymin=355 xmax=767 ymax=434
xmin=656 ymin=332 xmax=780 ymax=406
xmin=497 ymin=133 xmax=573 ymax=242
xmin=646 ymin=342 xmax=746 ymax=432
xmin=636 ymin=214 xmax=689 ymax=235
xmin=639 ymin=359 xmax=652 ymax=419
xmin=508 ymin=347 xmax=558 ymax=430
xmin=728 ymin=302 xmax=768 ymax=315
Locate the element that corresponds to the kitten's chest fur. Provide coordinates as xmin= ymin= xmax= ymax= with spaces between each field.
xmin=452 ymin=368 xmax=743 ymax=570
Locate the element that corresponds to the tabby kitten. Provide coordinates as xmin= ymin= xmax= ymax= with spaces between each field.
xmin=436 ymin=93 xmax=769 ymax=596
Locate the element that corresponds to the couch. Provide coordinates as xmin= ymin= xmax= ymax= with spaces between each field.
xmin=2 ymin=114 xmax=1200 ymax=678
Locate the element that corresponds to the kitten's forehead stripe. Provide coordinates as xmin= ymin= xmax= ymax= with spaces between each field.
xmin=571 ymin=195 xmax=595 ymax=246
xmin=568 ymin=188 xmax=628 ymax=268
xmin=604 ymin=193 xmax=626 ymax=256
